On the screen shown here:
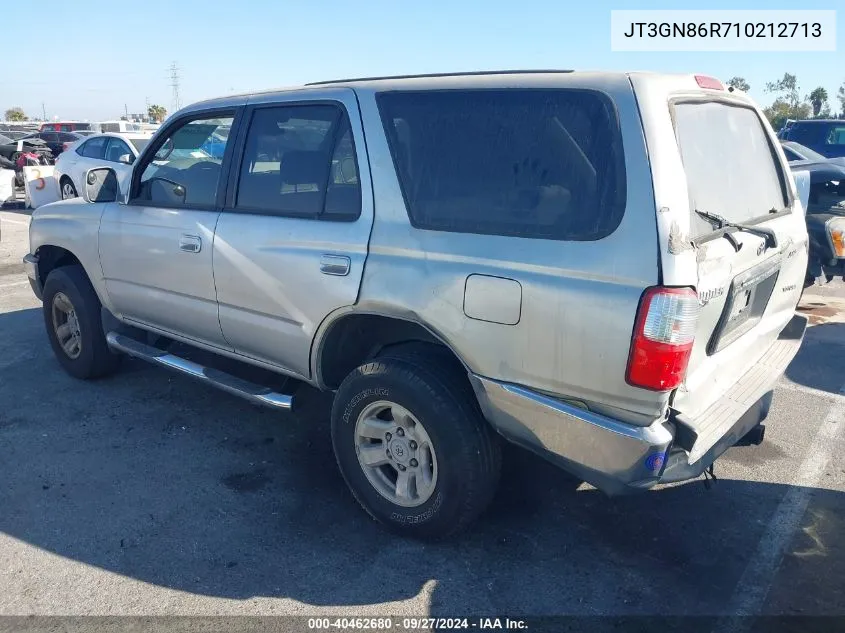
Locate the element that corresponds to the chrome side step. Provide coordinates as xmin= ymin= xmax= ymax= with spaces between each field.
xmin=105 ymin=332 xmax=293 ymax=411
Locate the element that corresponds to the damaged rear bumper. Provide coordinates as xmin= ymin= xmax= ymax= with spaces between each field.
xmin=470 ymin=313 xmax=807 ymax=495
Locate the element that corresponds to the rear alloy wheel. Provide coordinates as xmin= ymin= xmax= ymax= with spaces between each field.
xmin=60 ymin=178 xmax=77 ymax=200
xmin=331 ymin=346 xmax=501 ymax=539
xmin=354 ymin=400 xmax=438 ymax=508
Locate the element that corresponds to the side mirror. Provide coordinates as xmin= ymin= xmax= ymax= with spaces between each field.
xmin=83 ymin=167 xmax=119 ymax=203
xmin=118 ymin=153 xmax=134 ymax=165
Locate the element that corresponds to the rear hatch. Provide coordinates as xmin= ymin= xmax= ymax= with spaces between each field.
xmin=633 ymin=76 xmax=808 ymax=454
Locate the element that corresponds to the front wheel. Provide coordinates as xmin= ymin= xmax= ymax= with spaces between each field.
xmin=60 ymin=177 xmax=77 ymax=200
xmin=331 ymin=347 xmax=501 ymax=539
xmin=42 ymin=265 xmax=120 ymax=379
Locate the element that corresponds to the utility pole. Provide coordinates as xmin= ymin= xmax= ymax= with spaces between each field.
xmin=125 ymin=103 xmax=129 ymax=119
xmin=169 ymin=62 xmax=181 ymax=114
xmin=41 ymin=102 xmax=46 ymax=121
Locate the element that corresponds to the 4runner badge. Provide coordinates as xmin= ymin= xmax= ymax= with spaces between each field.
xmin=698 ymin=286 xmax=725 ymax=305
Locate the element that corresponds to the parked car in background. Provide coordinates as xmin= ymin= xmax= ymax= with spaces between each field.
xmin=25 ymin=71 xmax=810 ymax=539
xmin=0 ymin=132 xmax=53 ymax=165
xmin=98 ymin=120 xmax=143 ymax=133
xmin=778 ymin=119 xmax=845 ymax=158
xmin=54 ymin=132 xmax=152 ymax=199
xmin=26 ymin=131 xmax=89 ymax=159
xmin=782 ymin=141 xmax=845 ymax=285
xmin=39 ymin=121 xmax=96 ymax=133
xmin=1 ymin=130 xmax=34 ymax=141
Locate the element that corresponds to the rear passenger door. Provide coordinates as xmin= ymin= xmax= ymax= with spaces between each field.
xmin=213 ymin=90 xmax=374 ymax=379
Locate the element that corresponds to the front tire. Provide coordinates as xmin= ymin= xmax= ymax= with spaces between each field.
xmin=60 ymin=177 xmax=77 ymax=200
xmin=42 ymin=265 xmax=120 ymax=379
xmin=331 ymin=347 xmax=501 ymax=539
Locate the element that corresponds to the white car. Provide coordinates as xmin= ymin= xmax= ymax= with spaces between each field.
xmin=55 ymin=132 xmax=152 ymax=200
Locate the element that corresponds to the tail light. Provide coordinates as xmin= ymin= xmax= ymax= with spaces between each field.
xmin=626 ymin=287 xmax=699 ymax=391
xmin=62 ymin=142 xmax=71 ymax=152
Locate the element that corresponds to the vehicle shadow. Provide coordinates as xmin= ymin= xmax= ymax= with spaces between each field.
xmin=784 ymin=321 xmax=845 ymax=394
xmin=0 ymin=306 xmax=843 ymax=616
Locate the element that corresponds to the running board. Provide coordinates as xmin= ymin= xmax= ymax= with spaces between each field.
xmin=105 ymin=332 xmax=293 ymax=411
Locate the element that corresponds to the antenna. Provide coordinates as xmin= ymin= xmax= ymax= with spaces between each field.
xmin=169 ymin=61 xmax=181 ymax=113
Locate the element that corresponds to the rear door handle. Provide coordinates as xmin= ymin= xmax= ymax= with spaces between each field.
xmin=179 ymin=234 xmax=202 ymax=253
xmin=320 ymin=254 xmax=350 ymax=276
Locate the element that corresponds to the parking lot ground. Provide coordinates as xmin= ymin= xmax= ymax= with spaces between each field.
xmin=1 ymin=205 xmax=845 ymax=619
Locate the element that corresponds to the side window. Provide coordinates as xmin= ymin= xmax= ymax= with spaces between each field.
xmin=235 ymin=104 xmax=361 ymax=219
xmin=60 ymin=125 xmax=73 ymax=132
xmin=135 ymin=115 xmax=234 ymax=208
xmin=59 ymin=133 xmax=78 ymax=143
xmin=377 ymin=89 xmax=626 ymax=240
xmin=104 ymin=138 xmax=131 ymax=162
xmin=82 ymin=136 xmax=107 ymax=158
xmin=826 ymin=126 xmax=845 ymax=146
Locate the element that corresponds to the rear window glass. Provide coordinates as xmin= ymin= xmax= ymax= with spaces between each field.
xmin=673 ymin=102 xmax=787 ymax=238
xmin=130 ymin=138 xmax=150 ymax=152
xmin=377 ymin=89 xmax=626 ymax=241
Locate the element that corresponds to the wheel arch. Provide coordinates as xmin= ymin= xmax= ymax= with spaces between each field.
xmin=312 ymin=308 xmax=472 ymax=391
xmin=35 ymin=244 xmax=83 ymax=287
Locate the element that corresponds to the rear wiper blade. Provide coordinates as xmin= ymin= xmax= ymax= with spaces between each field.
xmin=694 ymin=209 xmax=778 ymax=252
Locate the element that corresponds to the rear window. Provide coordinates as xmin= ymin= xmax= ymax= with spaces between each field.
xmin=377 ymin=89 xmax=626 ymax=241
xmin=673 ymin=102 xmax=788 ymax=238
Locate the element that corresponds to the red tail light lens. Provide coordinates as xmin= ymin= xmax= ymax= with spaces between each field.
xmin=626 ymin=287 xmax=699 ymax=391
xmin=62 ymin=142 xmax=71 ymax=151
xmin=695 ymin=75 xmax=724 ymax=90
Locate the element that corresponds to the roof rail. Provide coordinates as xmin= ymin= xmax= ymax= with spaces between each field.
xmin=306 ymin=69 xmax=574 ymax=86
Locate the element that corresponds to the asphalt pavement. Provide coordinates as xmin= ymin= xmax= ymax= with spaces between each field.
xmin=1 ymin=204 xmax=844 ymax=621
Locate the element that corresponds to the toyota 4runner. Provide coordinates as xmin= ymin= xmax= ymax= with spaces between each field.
xmin=24 ymin=71 xmax=809 ymax=539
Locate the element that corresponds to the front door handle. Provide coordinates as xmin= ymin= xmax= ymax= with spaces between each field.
xmin=179 ymin=234 xmax=202 ymax=253
xmin=320 ymin=254 xmax=350 ymax=276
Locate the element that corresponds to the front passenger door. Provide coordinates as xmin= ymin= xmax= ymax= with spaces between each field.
xmin=99 ymin=111 xmax=239 ymax=348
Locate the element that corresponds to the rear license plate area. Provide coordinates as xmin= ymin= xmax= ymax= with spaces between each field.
xmin=707 ymin=255 xmax=781 ymax=355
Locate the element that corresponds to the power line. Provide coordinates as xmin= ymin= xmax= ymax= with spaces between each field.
xmin=169 ymin=61 xmax=181 ymax=113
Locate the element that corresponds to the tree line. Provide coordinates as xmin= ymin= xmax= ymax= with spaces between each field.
xmin=3 ymin=104 xmax=168 ymax=123
xmin=6 ymin=75 xmax=845 ymax=131
xmin=728 ymin=74 xmax=843 ymax=130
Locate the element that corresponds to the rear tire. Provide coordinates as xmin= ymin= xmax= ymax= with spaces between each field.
xmin=331 ymin=345 xmax=501 ymax=540
xmin=42 ymin=265 xmax=120 ymax=379
xmin=60 ymin=177 xmax=77 ymax=200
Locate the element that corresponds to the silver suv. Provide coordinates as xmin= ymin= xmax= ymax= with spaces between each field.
xmin=25 ymin=71 xmax=809 ymax=538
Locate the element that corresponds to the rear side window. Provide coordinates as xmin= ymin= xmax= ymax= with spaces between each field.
xmin=235 ymin=104 xmax=361 ymax=220
xmin=825 ymin=125 xmax=845 ymax=146
xmin=377 ymin=89 xmax=626 ymax=241
xmin=673 ymin=102 xmax=788 ymax=238
xmin=82 ymin=136 xmax=107 ymax=159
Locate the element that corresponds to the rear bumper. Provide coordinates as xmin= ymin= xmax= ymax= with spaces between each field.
xmin=470 ymin=313 xmax=808 ymax=495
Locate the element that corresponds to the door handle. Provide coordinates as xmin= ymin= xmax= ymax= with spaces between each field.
xmin=320 ymin=254 xmax=351 ymax=276
xmin=179 ymin=234 xmax=202 ymax=253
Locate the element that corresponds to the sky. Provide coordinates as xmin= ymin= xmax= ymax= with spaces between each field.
xmin=1 ymin=0 xmax=842 ymax=121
